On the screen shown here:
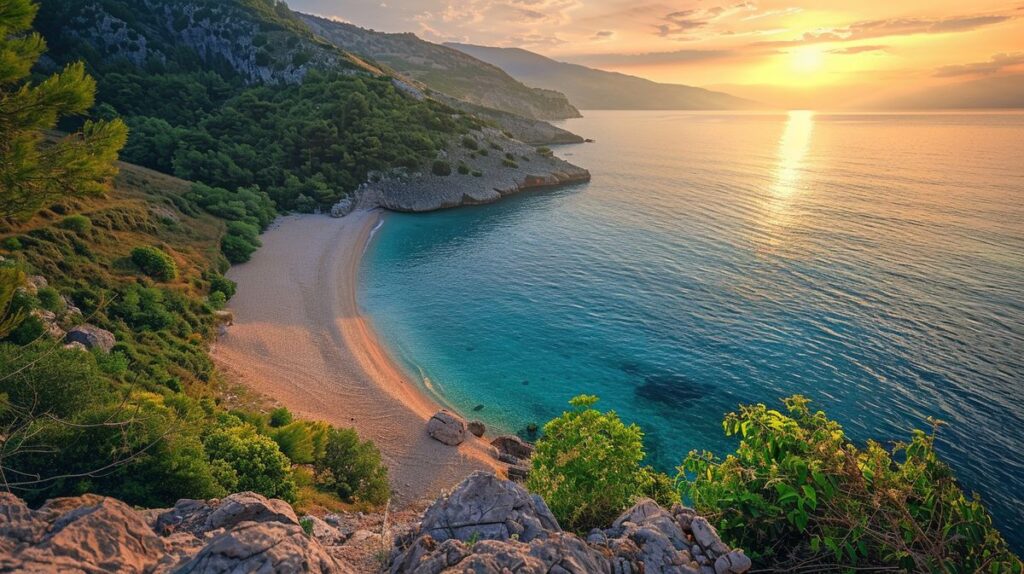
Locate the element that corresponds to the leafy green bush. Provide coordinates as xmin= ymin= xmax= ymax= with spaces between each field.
xmin=461 ymin=135 xmax=478 ymax=150
xmin=131 ymin=246 xmax=178 ymax=281
xmin=471 ymin=170 xmax=482 ymax=177
xmin=221 ymin=221 xmax=261 ymax=264
xmin=269 ymin=406 xmax=293 ymax=427
xmin=314 ymin=427 xmax=389 ymax=505
xmin=208 ymin=274 xmax=237 ymax=300
xmin=208 ymin=291 xmax=226 ymax=309
xmin=204 ymin=421 xmax=297 ymax=502
xmin=536 ymin=146 xmax=552 ymax=157
xmin=432 ymin=159 xmax=452 ymax=176
xmin=457 ymin=163 xmax=470 ymax=175
xmin=680 ymin=396 xmax=1021 ymax=572
xmin=502 ymin=159 xmax=518 ymax=168
xmin=527 ymin=395 xmax=676 ymax=531
xmin=272 ymin=420 xmax=329 ymax=465
xmin=58 ymin=214 xmax=92 ymax=233
xmin=5 ymin=314 xmax=44 ymax=345
xmin=36 ymin=286 xmax=64 ymax=313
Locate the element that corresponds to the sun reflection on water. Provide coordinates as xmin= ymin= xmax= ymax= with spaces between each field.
xmin=761 ymin=110 xmax=815 ymax=255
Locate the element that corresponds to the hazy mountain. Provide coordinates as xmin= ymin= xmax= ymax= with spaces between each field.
xmin=875 ymin=74 xmax=1024 ymax=109
xmin=300 ymin=14 xmax=580 ymax=121
xmin=447 ymin=43 xmax=757 ymax=110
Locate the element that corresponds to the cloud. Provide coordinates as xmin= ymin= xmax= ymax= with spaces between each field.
xmin=656 ymin=2 xmax=757 ymax=38
xmin=934 ymin=52 xmax=1024 ymax=77
xmin=564 ymin=48 xmax=736 ymax=67
xmin=754 ymin=13 xmax=1012 ymax=47
xmin=828 ymin=45 xmax=888 ymax=55
xmin=592 ymin=30 xmax=615 ymax=40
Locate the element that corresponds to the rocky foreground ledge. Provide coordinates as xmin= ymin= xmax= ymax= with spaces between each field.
xmin=0 ymin=472 xmax=749 ymax=573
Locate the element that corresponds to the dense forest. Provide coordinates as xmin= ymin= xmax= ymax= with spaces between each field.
xmin=34 ymin=0 xmax=483 ymax=212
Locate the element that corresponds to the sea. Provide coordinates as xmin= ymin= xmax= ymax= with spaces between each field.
xmin=360 ymin=110 xmax=1024 ymax=547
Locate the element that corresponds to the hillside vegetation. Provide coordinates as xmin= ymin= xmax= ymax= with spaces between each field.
xmin=300 ymin=14 xmax=580 ymax=122
xmin=1 ymin=0 xmax=388 ymax=513
xmin=34 ymin=0 xmax=490 ymax=212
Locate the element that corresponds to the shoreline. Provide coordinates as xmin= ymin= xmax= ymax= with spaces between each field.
xmin=213 ymin=210 xmax=497 ymax=506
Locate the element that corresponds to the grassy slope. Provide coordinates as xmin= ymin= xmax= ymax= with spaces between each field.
xmin=0 ymin=162 xmax=225 ymax=393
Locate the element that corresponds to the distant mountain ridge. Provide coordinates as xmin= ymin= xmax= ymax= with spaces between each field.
xmin=448 ymin=43 xmax=758 ymax=110
xmin=300 ymin=14 xmax=581 ymax=121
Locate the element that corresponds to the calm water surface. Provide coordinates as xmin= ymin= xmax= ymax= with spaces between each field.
xmin=361 ymin=111 xmax=1024 ymax=546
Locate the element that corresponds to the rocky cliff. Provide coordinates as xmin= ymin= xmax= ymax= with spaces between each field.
xmin=0 ymin=473 xmax=750 ymax=574
xmin=349 ymin=128 xmax=590 ymax=213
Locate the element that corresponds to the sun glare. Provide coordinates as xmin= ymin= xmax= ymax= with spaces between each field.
xmin=790 ymin=47 xmax=825 ymax=74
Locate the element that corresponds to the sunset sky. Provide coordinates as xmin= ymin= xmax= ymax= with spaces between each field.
xmin=290 ymin=0 xmax=1024 ymax=108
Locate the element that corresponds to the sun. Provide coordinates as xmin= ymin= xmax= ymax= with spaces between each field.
xmin=790 ymin=46 xmax=825 ymax=74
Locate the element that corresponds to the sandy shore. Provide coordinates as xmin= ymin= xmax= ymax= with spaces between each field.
xmin=213 ymin=210 xmax=496 ymax=505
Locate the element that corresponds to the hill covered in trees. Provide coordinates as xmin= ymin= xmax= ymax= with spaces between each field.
xmin=299 ymin=14 xmax=580 ymax=122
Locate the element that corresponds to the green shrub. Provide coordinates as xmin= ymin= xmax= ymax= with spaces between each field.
xmin=37 ymin=286 xmax=64 ymax=313
xmin=272 ymin=420 xmax=329 ymax=465
xmin=489 ymin=141 xmax=502 ymax=151
xmin=58 ymin=214 xmax=92 ymax=233
xmin=131 ymin=246 xmax=178 ymax=281
xmin=314 ymin=427 xmax=389 ymax=506
xmin=502 ymin=159 xmax=518 ymax=168
xmin=478 ymin=148 xmax=489 ymax=156
xmin=679 ymin=396 xmax=1021 ymax=572
xmin=431 ymin=159 xmax=452 ymax=176
xmin=461 ymin=135 xmax=478 ymax=150
xmin=270 ymin=406 xmax=293 ymax=427
xmin=1 ymin=237 xmax=22 ymax=250
xmin=536 ymin=146 xmax=552 ymax=156
xmin=471 ymin=170 xmax=483 ymax=177
xmin=457 ymin=163 xmax=470 ymax=175
xmin=527 ymin=395 xmax=661 ymax=531
xmin=208 ymin=274 xmax=237 ymax=300
xmin=221 ymin=221 xmax=261 ymax=264
xmin=5 ymin=314 xmax=44 ymax=344
xmin=208 ymin=290 xmax=226 ymax=309
xmin=204 ymin=422 xmax=297 ymax=502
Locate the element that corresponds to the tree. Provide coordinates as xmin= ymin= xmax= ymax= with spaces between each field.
xmin=527 ymin=395 xmax=674 ymax=531
xmin=0 ymin=0 xmax=127 ymax=220
xmin=314 ymin=427 xmax=389 ymax=506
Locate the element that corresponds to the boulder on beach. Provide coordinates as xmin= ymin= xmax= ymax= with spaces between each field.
xmin=491 ymin=435 xmax=534 ymax=460
xmin=467 ymin=420 xmax=486 ymax=437
xmin=426 ymin=410 xmax=467 ymax=446
xmin=64 ymin=324 xmax=116 ymax=353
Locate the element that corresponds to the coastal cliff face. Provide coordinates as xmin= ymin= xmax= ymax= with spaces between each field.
xmin=0 ymin=473 xmax=750 ymax=574
xmin=351 ymin=128 xmax=591 ymax=213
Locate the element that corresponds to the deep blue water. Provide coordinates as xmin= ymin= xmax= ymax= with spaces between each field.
xmin=361 ymin=111 xmax=1024 ymax=546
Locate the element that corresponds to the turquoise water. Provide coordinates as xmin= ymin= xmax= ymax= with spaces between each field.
xmin=361 ymin=111 xmax=1024 ymax=546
